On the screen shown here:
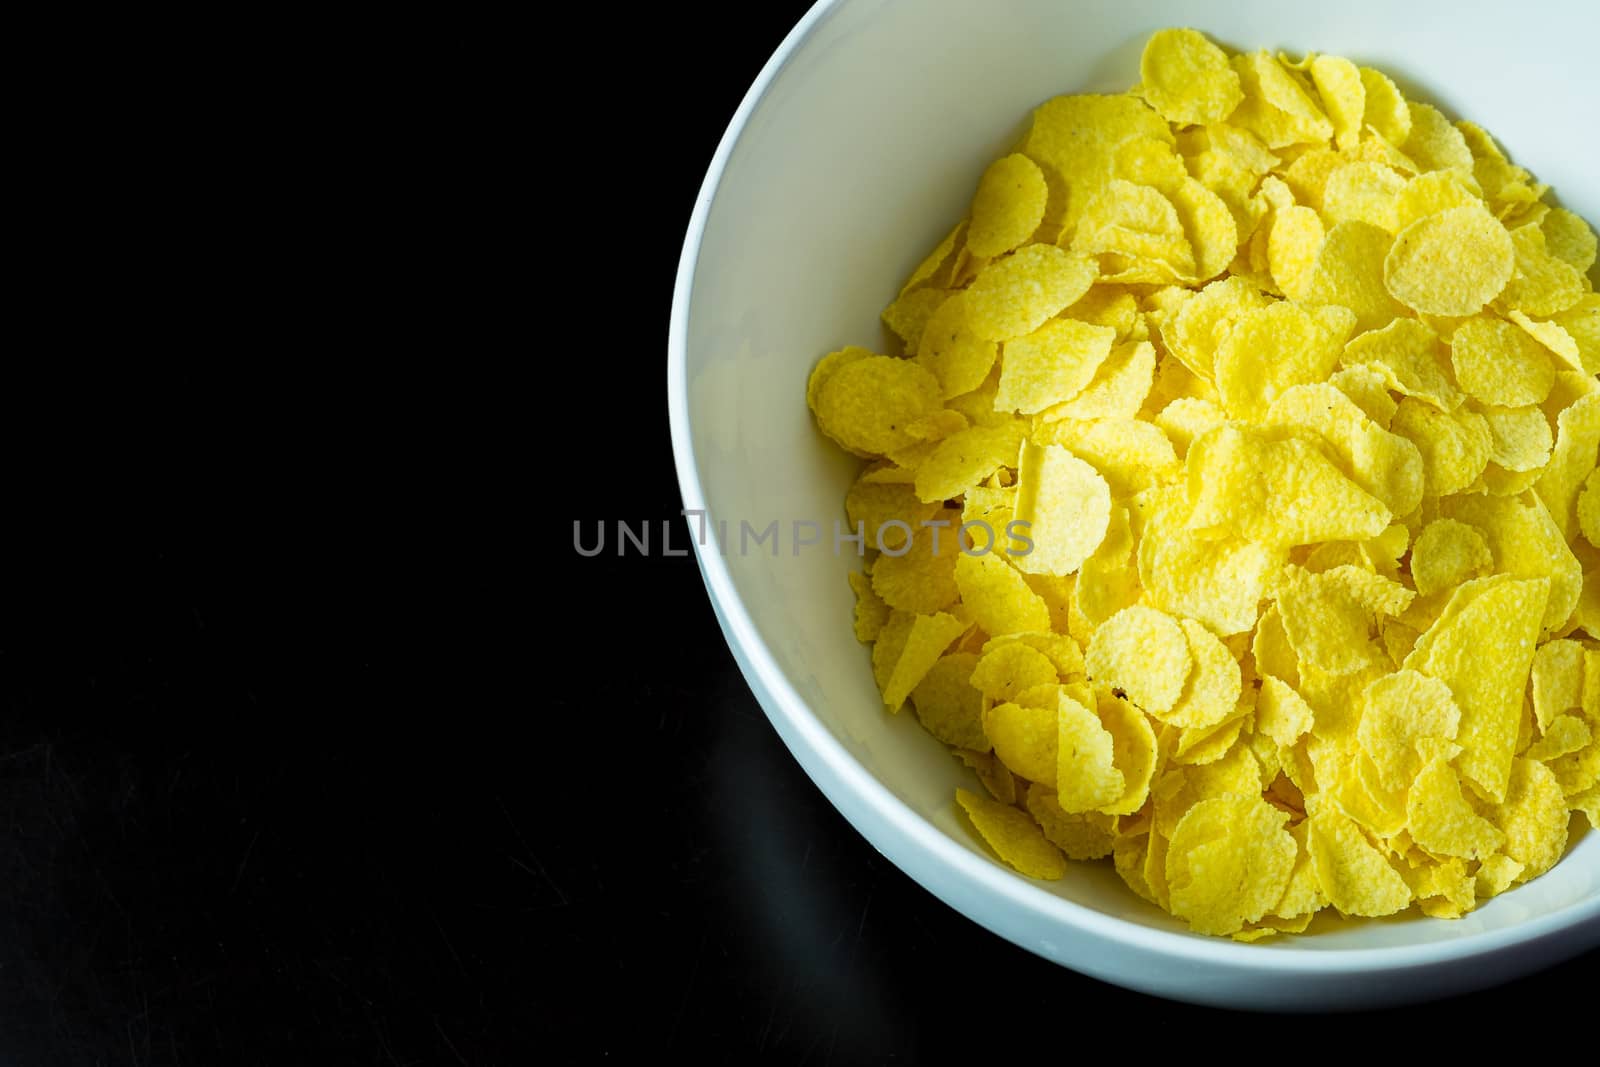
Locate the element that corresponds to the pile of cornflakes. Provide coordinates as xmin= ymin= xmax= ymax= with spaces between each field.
xmin=807 ymin=28 xmax=1600 ymax=939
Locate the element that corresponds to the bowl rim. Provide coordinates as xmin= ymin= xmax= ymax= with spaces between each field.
xmin=667 ymin=0 xmax=1600 ymax=976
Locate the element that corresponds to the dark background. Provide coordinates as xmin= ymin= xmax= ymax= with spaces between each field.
xmin=1 ymin=5 xmax=1593 ymax=1064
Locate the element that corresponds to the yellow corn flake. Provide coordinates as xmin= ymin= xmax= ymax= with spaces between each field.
xmin=1328 ymin=364 xmax=1400 ymax=427
xmin=1322 ymin=161 xmax=1406 ymax=232
xmin=1112 ymin=835 xmax=1156 ymax=904
xmin=1139 ymin=27 xmax=1243 ymax=127
xmin=985 ymin=700 xmax=1058 ymax=785
xmin=911 ymin=652 xmax=987 ymax=749
xmin=1473 ymin=853 xmax=1523 ymax=899
xmin=1085 ymin=605 xmax=1192 ymax=715
xmin=1025 ymin=784 xmax=1116 ymax=859
xmin=1072 ymin=179 xmax=1195 ymax=276
xmin=1140 ymin=350 xmax=1215 ymax=420
xmin=1341 ymin=316 xmax=1461 ymax=411
xmin=1162 ymin=619 xmax=1243 ymax=729
xmin=848 ymin=570 xmax=891 ymax=643
xmin=952 ymin=746 xmax=1015 ymax=801
xmin=1270 ymin=820 xmax=1328 ymax=921
xmin=1154 ymin=397 xmax=1226 ymax=458
xmin=1580 ymin=469 xmax=1600 ymax=548
xmin=1535 ymin=299 xmax=1599 ymax=375
xmin=1187 ymin=424 xmax=1392 ymax=546
xmin=1347 ymin=129 xmax=1420 ymax=176
xmin=1480 ymin=404 xmax=1554 ymax=473
xmin=1384 ymin=205 xmax=1515 ymax=316
xmin=1402 ymin=102 xmax=1474 ymax=175
xmin=1486 ymin=757 xmax=1569 ymax=881
xmin=1306 ymin=798 xmax=1412 ymax=916
xmin=1302 ymin=221 xmax=1407 ymax=333
xmin=1168 ymin=177 xmax=1240 ymax=283
xmin=1526 ymin=714 xmax=1591 ymax=762
xmin=1256 ymin=676 xmax=1314 ymax=745
xmin=972 ymin=641 xmax=1059 ymax=705
xmin=1011 ymin=440 xmax=1112 ymax=575
xmin=1153 ymin=744 xmax=1263 ymax=838
xmin=1055 ymin=691 xmax=1125 ymax=812
xmin=1358 ymin=67 xmax=1411 ymax=146
xmin=956 ymin=787 xmax=1067 ymax=880
xmin=813 ymin=353 xmax=945 ymax=458
xmin=1404 ymin=575 xmax=1550 ymax=801
xmin=1531 ymin=639 xmax=1585 ymax=732
xmin=988 ymin=631 xmax=1085 ymax=679
xmin=1172 ymin=712 xmax=1246 ymax=766
xmin=1265 ymin=383 xmax=1424 ymax=518
xmin=1031 ymin=418 xmax=1179 ymax=498
xmin=1167 ymin=793 xmax=1296 ymax=935
xmin=1075 ymin=515 xmax=1141 ymax=628
xmin=1410 ymin=518 xmax=1493 ymax=597
xmin=1356 ymin=669 xmax=1462 ymax=791
xmin=1393 ymin=169 xmax=1481 ymax=231
xmin=1449 ymin=316 xmax=1555 ymax=407
xmin=1138 ymin=487 xmax=1280 ymax=636
xmin=1063 ymin=284 xmax=1141 ymax=337
xmin=1214 ymin=302 xmax=1350 ymax=419
xmin=1309 ymin=55 xmax=1364 ymax=151
xmin=952 ymin=550 xmax=1049 ymax=640
xmin=1231 ymin=51 xmax=1334 ymax=149
xmin=1267 ymin=204 xmax=1325 ymax=300
xmin=1536 ymin=394 xmax=1600 ymax=543
xmin=1335 ymin=751 xmax=1409 ymax=837
xmin=1021 ymin=92 xmax=1174 ymax=242
xmin=870 ymin=610 xmax=913 ymax=692
xmin=900 ymin=221 xmax=967 ymax=295
xmin=1279 ymin=147 xmax=1342 ymax=212
xmin=1038 ymin=340 xmax=1156 ymax=422
xmin=1390 ymin=398 xmax=1492 ymax=498
xmin=1252 ymin=605 xmax=1304 ymax=685
xmin=911 ymin=423 xmax=1021 ymax=502
xmin=1402 ymin=850 xmax=1477 ymax=918
xmin=881 ymin=611 xmax=971 ymax=712
xmin=1168 ymin=275 xmax=1271 ymax=379
xmin=995 ymin=319 xmax=1116 ymax=414
xmin=1549 ymin=726 xmax=1600 ymax=797
xmin=1114 ymin=134 xmax=1189 ymax=191
xmin=1274 ymin=565 xmax=1395 ymax=677
xmin=1540 ymin=207 xmax=1598 ymax=273
xmin=846 ymin=476 xmax=939 ymax=551
xmin=916 ymin=291 xmax=999 ymax=398
xmin=1440 ymin=492 xmax=1582 ymax=635
xmin=1497 ymin=224 xmax=1586 ymax=318
xmin=964 ymin=244 xmax=1098 ymax=341
xmin=943 ymin=366 xmax=1011 ymax=428
xmin=968 ymin=154 xmax=1049 ymax=258
xmin=870 ymin=504 xmax=961 ymax=611
xmin=806 ymin=345 xmax=872 ymax=418
xmin=881 ymin=287 xmax=949 ymax=355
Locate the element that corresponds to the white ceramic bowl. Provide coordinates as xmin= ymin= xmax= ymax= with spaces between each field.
xmin=669 ymin=0 xmax=1600 ymax=1008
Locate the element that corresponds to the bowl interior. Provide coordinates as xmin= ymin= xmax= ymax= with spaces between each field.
xmin=677 ymin=0 xmax=1600 ymax=952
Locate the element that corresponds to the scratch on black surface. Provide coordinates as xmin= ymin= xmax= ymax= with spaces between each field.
xmin=432 ymin=912 xmax=471 ymax=984
xmin=507 ymin=853 xmax=569 ymax=906
xmin=848 ymin=888 xmax=875 ymax=965
xmin=229 ymin=830 xmax=261 ymax=894
xmin=499 ymin=791 xmax=570 ymax=905
xmin=433 ymin=1017 xmax=469 ymax=1065
xmin=665 ymin=929 xmax=708 ymax=1051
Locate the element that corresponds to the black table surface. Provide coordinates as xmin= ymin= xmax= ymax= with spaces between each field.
xmin=2 ymin=7 xmax=1594 ymax=1064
